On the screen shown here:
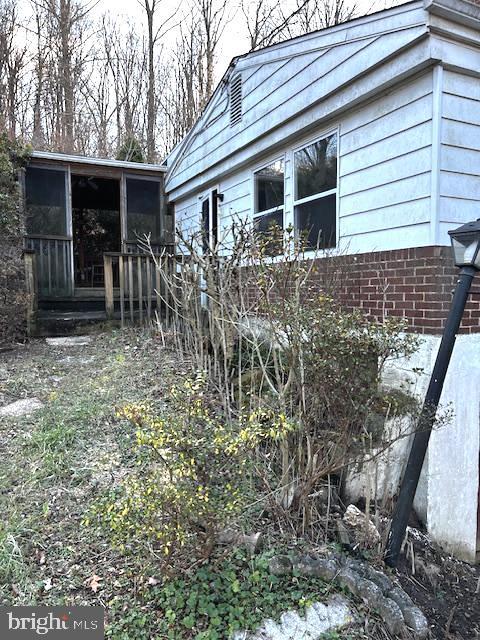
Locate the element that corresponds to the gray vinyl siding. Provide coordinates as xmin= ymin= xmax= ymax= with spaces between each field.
xmin=166 ymin=1 xmax=428 ymax=196
xmin=438 ymin=70 xmax=480 ymax=242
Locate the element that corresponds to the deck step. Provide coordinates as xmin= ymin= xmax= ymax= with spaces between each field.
xmin=34 ymin=310 xmax=118 ymax=337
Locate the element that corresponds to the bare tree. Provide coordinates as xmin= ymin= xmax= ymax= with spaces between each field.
xmin=241 ymin=0 xmax=309 ymax=51
xmin=30 ymin=0 xmax=96 ymax=152
xmin=194 ymin=0 xmax=229 ymax=104
xmin=0 ymin=1 xmax=28 ymax=138
xmin=294 ymin=0 xmax=357 ymax=34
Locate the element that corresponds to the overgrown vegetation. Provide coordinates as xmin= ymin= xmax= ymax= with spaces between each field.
xmin=114 ymin=224 xmax=421 ymax=557
xmin=0 ymin=133 xmax=30 ymax=347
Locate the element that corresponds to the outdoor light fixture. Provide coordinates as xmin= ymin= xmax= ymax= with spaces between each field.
xmin=449 ymin=219 xmax=480 ymax=269
xmin=385 ymin=219 xmax=480 ymax=568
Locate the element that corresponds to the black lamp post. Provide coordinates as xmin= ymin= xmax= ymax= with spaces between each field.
xmin=385 ymin=219 xmax=480 ymax=568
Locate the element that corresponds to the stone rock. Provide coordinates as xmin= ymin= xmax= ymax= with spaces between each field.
xmin=241 ymin=595 xmax=352 ymax=639
xmin=387 ymin=586 xmax=414 ymax=611
xmin=46 ymin=336 xmax=92 ymax=347
xmin=58 ymin=356 xmax=95 ymax=366
xmin=375 ymin=596 xmax=405 ymax=635
xmin=269 ymin=555 xmax=292 ymax=576
xmin=356 ymin=578 xmax=384 ymax=605
xmin=347 ymin=559 xmax=393 ymax=594
xmin=279 ymin=610 xmax=307 ymax=636
xmin=336 ymin=568 xmax=361 ymax=595
xmin=365 ymin=568 xmax=393 ymax=594
xmin=403 ymin=606 xmax=429 ymax=639
xmin=343 ymin=505 xmax=381 ymax=547
xmin=292 ymin=555 xmax=339 ymax=581
xmin=0 ymin=398 xmax=44 ymax=418
xmin=336 ymin=519 xmax=351 ymax=546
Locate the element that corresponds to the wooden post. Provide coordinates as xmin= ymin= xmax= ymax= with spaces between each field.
xmin=146 ymin=257 xmax=152 ymax=320
xmin=119 ymin=255 xmax=125 ymax=327
xmin=137 ymin=256 xmax=143 ymax=324
xmin=24 ymin=250 xmax=38 ymax=336
xmin=104 ymin=254 xmax=115 ymax=320
xmin=155 ymin=261 xmax=161 ymax=321
xmin=128 ymin=256 xmax=134 ymax=323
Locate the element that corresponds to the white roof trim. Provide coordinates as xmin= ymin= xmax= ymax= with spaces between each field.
xmin=30 ymin=150 xmax=166 ymax=173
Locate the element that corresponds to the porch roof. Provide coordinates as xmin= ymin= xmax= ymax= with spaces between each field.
xmin=30 ymin=151 xmax=167 ymax=174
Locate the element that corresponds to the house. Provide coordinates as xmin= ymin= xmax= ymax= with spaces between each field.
xmin=23 ymin=151 xmax=172 ymax=331
xmin=165 ymin=0 xmax=480 ymax=562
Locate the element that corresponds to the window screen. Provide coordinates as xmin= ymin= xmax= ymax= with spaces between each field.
xmin=254 ymin=160 xmax=284 ymax=214
xmin=25 ymin=167 xmax=67 ymax=236
xmin=294 ymin=132 xmax=338 ymax=250
xmin=295 ymin=134 xmax=337 ymax=200
xmin=126 ymin=178 xmax=161 ymax=242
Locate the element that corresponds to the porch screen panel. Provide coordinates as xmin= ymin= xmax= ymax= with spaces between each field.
xmin=25 ymin=166 xmax=72 ymax=297
xmin=25 ymin=167 xmax=68 ymax=236
xmin=126 ymin=178 xmax=161 ymax=245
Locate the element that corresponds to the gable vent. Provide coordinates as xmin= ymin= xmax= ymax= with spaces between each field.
xmin=229 ymin=74 xmax=242 ymax=126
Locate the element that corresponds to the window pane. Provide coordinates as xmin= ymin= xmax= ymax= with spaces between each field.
xmin=254 ymin=160 xmax=284 ymax=213
xmin=126 ymin=178 xmax=161 ymax=242
xmin=294 ymin=194 xmax=336 ymax=249
xmin=25 ymin=167 xmax=67 ymax=236
xmin=254 ymin=209 xmax=283 ymax=256
xmin=295 ymin=134 xmax=337 ymax=200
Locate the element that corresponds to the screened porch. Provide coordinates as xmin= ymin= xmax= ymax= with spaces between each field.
xmin=23 ymin=152 xmax=172 ymax=303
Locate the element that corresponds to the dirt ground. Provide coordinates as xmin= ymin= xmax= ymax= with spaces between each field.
xmin=397 ymin=527 xmax=480 ymax=640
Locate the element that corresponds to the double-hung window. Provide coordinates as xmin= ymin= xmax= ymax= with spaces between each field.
xmin=253 ymin=158 xmax=284 ymax=253
xmin=294 ymin=132 xmax=337 ymax=250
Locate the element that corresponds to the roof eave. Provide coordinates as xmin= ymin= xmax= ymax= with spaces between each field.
xmin=30 ymin=150 xmax=166 ymax=173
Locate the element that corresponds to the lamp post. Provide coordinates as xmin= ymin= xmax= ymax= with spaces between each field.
xmin=385 ymin=219 xmax=480 ymax=568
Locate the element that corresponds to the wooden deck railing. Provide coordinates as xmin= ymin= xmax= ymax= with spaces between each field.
xmin=103 ymin=252 xmax=178 ymax=326
xmin=23 ymin=249 xmax=38 ymax=335
xmin=25 ymin=235 xmax=72 ymax=297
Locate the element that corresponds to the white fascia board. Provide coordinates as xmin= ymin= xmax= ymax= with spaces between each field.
xmin=30 ymin=150 xmax=166 ymax=173
xmin=425 ymin=0 xmax=480 ymax=30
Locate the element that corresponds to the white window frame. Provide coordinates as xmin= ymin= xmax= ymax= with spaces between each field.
xmin=199 ymin=184 xmax=221 ymax=252
xmin=252 ymin=155 xmax=286 ymax=230
xmin=292 ymin=129 xmax=339 ymax=251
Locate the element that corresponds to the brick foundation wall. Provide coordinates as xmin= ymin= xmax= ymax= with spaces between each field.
xmin=311 ymin=246 xmax=480 ymax=334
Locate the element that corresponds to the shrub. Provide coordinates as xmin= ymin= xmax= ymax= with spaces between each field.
xmin=0 ymin=134 xmax=31 ymax=347
xmin=92 ymin=374 xmax=295 ymax=563
xmin=151 ymin=223 xmax=421 ymax=538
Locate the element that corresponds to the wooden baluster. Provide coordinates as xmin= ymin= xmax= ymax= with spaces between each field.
xmin=54 ymin=239 xmax=58 ymax=292
xmin=24 ymin=250 xmax=38 ymax=336
xmin=47 ymin=240 xmax=52 ymax=295
xmin=63 ymin=241 xmax=68 ymax=293
xmin=104 ymin=254 xmax=115 ymax=320
xmin=137 ymin=256 xmax=143 ymax=324
xmin=146 ymin=257 xmax=152 ymax=320
xmin=155 ymin=259 xmax=161 ymax=322
xmin=119 ymin=255 xmax=125 ymax=327
xmin=128 ymin=256 xmax=134 ymax=323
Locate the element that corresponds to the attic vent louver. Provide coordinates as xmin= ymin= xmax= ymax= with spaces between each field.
xmin=229 ymin=74 xmax=242 ymax=126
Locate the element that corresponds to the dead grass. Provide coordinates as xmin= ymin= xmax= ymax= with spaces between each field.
xmin=0 ymin=329 xmax=182 ymax=616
